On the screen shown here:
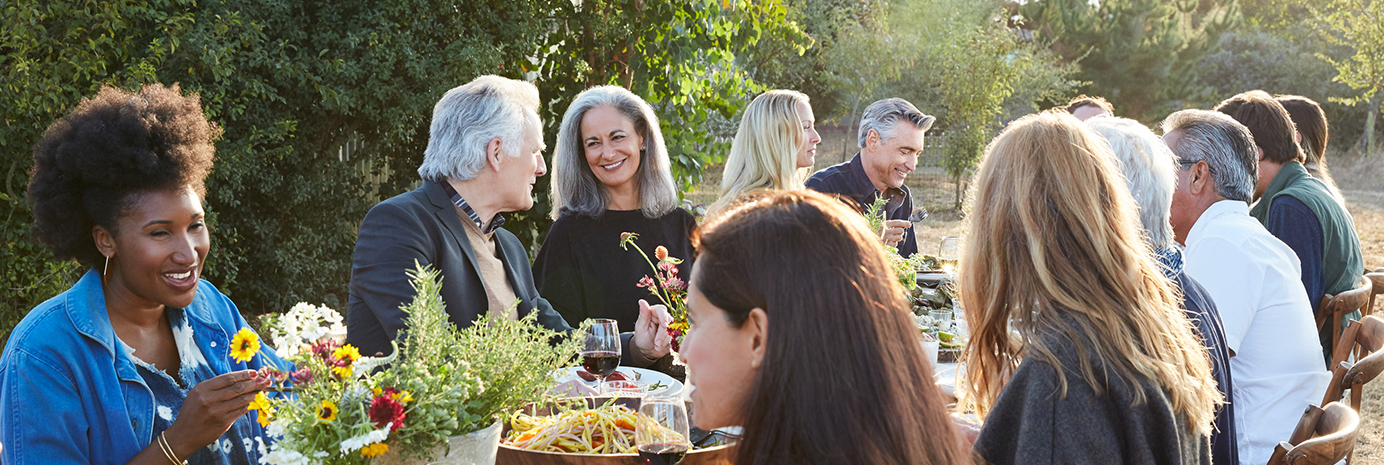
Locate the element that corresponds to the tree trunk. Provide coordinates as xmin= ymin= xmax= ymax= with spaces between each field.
xmin=1363 ymin=95 xmax=1379 ymax=157
xmin=843 ymin=97 xmax=861 ymax=163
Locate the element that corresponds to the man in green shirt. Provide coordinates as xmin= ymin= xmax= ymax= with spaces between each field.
xmin=1215 ymin=90 xmax=1365 ymax=360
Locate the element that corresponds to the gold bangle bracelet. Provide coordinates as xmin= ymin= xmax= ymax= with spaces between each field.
xmin=156 ymin=432 xmax=187 ymax=465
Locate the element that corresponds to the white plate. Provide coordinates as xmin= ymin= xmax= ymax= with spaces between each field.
xmin=552 ymin=366 xmax=683 ymax=397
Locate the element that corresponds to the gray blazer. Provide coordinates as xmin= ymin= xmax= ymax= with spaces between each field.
xmin=346 ymin=181 xmax=576 ymax=358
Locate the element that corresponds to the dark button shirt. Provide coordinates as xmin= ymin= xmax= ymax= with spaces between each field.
xmin=805 ymin=153 xmax=918 ymax=257
xmin=1264 ymin=195 xmax=1331 ymax=360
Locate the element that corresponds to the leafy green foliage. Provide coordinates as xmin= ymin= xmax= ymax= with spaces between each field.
xmin=1015 ymin=0 xmax=1240 ymax=122
xmin=1315 ymin=0 xmax=1384 ymax=153
xmin=3 ymin=0 xmax=800 ymax=346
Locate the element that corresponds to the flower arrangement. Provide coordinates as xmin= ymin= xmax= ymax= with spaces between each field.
xmin=254 ymin=263 xmax=580 ymax=464
xmin=618 ymin=232 xmax=689 ymax=351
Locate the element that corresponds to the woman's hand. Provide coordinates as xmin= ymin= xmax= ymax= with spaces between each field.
xmin=632 ymin=299 xmax=674 ymax=361
xmin=162 ymin=370 xmax=269 ymax=458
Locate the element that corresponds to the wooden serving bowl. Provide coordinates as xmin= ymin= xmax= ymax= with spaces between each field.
xmin=496 ymin=397 xmax=736 ymax=465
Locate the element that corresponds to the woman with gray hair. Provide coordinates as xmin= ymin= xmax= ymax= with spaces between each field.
xmin=1085 ymin=116 xmax=1238 ymax=465
xmin=532 ymin=85 xmax=696 ymax=332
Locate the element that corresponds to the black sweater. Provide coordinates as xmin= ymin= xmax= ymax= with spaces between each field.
xmin=973 ymin=327 xmax=1211 ymax=465
xmin=532 ymin=208 xmax=696 ymax=332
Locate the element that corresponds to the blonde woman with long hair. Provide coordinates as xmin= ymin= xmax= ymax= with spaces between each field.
xmin=709 ymin=90 xmax=820 ymax=215
xmin=959 ymin=110 xmax=1221 ymax=464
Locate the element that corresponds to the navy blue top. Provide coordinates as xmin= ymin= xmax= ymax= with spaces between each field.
xmin=805 ymin=153 xmax=918 ymax=257
xmin=1174 ymin=270 xmax=1238 ymax=465
xmin=1264 ymin=196 xmax=1326 ymax=316
xmin=1263 ymin=195 xmax=1332 ymax=360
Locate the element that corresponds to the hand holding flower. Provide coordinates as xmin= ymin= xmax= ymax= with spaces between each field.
xmin=633 ymin=299 xmax=673 ymax=361
xmin=164 ymin=370 xmax=270 ymax=458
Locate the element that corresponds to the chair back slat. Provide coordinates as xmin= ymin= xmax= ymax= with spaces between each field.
xmin=1320 ymin=362 xmax=1353 ymax=407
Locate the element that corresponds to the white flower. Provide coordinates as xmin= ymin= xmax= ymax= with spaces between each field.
xmin=265 ymin=418 xmax=289 ymax=439
xmin=259 ymin=446 xmax=313 ymax=465
xmin=339 ymin=423 xmax=391 ymax=454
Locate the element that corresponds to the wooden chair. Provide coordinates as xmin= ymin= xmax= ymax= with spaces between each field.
xmin=1365 ymin=271 xmax=1383 ymax=317
xmin=1266 ymin=401 xmax=1360 ymax=465
xmin=1318 ymin=277 xmax=1373 ymax=362
xmin=1327 ymin=315 xmax=1384 ymax=372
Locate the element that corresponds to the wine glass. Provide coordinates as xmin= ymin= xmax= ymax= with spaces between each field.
xmin=938 ymin=236 xmax=961 ymax=273
xmin=580 ymin=319 xmax=621 ymax=395
xmin=636 ymin=396 xmax=691 ymax=465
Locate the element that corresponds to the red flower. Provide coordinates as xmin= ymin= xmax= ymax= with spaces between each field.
xmin=369 ymin=393 xmax=407 ymax=431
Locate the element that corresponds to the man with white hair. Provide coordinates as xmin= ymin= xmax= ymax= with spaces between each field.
xmin=346 ymin=76 xmax=672 ymax=366
xmin=1086 ymin=117 xmax=1237 ymax=465
xmin=806 ymin=98 xmax=934 ymax=257
xmin=1162 ymin=109 xmax=1328 ymax=465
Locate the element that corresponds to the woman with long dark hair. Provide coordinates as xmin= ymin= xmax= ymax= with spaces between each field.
xmin=680 ymin=190 xmax=966 ymax=465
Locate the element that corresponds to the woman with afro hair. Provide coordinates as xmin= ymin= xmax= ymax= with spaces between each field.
xmin=0 ymin=83 xmax=289 ymax=465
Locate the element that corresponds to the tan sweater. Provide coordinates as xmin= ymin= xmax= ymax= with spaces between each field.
xmin=458 ymin=207 xmax=519 ymax=321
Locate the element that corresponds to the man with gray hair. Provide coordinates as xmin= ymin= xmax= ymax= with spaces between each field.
xmin=806 ymin=98 xmax=935 ymax=257
xmin=1086 ymin=117 xmax=1237 ymax=465
xmin=346 ymin=75 xmax=672 ymax=366
xmin=1162 ymin=109 xmax=1328 ymax=465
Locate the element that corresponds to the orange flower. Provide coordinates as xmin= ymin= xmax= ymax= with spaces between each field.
xmin=655 ymin=246 xmax=668 ymax=261
xmin=360 ymin=443 xmax=389 ymax=457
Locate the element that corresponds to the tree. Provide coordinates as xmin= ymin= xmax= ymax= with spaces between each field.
xmin=0 ymin=0 xmax=806 ymax=346
xmin=885 ymin=0 xmax=1079 ymax=208
xmin=1316 ymin=0 xmax=1384 ymax=154
xmin=1014 ymin=0 xmax=1240 ymax=122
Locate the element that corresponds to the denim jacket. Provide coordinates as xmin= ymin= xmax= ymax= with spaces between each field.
xmin=0 ymin=269 xmax=289 ymax=465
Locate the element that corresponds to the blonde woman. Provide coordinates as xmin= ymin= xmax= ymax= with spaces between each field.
xmin=709 ymin=90 xmax=820 ymax=215
xmin=959 ymin=110 xmax=1221 ymax=464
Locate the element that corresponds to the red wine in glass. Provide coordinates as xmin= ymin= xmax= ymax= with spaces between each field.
xmin=581 ymin=351 xmax=620 ymax=378
xmin=638 ymin=443 xmax=688 ymax=465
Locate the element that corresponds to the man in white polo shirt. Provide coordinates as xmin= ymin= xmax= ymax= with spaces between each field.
xmin=1162 ymin=109 xmax=1329 ymax=465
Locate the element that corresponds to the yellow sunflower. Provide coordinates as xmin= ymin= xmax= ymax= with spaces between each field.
xmin=316 ymin=400 xmax=338 ymax=421
xmin=360 ymin=443 xmax=389 ymax=458
xmin=229 ymin=328 xmax=261 ymax=363
xmin=247 ymin=392 xmax=273 ymax=427
xmin=332 ymin=344 xmax=361 ymax=363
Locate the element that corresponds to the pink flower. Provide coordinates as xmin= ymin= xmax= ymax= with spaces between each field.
xmin=666 ymin=277 xmax=685 ymax=291
xmin=658 ymin=261 xmax=677 ymax=273
xmin=290 ymin=368 xmax=314 ymax=384
xmin=637 ymin=276 xmax=657 ymax=289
